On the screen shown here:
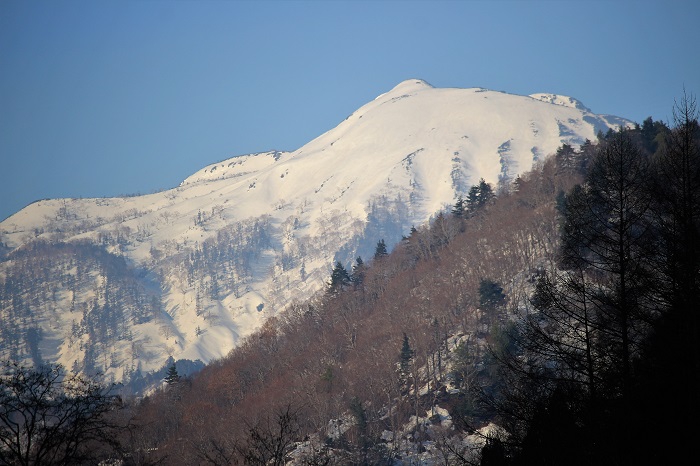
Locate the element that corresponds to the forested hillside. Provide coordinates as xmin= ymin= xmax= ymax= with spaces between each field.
xmin=1 ymin=94 xmax=698 ymax=465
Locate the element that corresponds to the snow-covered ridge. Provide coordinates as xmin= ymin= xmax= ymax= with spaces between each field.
xmin=180 ymin=151 xmax=291 ymax=186
xmin=529 ymin=93 xmax=591 ymax=112
xmin=373 ymin=78 xmax=434 ymax=101
xmin=0 ymin=80 xmax=632 ymax=384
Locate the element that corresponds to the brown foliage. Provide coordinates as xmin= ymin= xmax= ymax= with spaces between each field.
xmin=125 ymin=154 xmax=579 ymax=464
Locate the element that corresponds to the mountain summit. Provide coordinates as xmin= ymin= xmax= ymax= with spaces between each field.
xmin=0 ymin=81 xmax=631 ymax=383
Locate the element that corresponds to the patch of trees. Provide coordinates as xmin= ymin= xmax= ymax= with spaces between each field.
xmin=0 ymin=240 xmax=160 ymax=372
xmin=487 ymin=93 xmax=700 ymax=465
xmin=0 ymin=361 xmax=125 ymax=465
xmin=176 ymin=215 xmax=273 ymax=300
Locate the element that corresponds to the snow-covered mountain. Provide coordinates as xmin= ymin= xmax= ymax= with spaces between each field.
xmin=0 ymin=79 xmax=631 ymax=384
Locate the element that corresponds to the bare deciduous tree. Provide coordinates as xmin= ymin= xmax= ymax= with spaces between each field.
xmin=0 ymin=361 xmax=123 ymax=466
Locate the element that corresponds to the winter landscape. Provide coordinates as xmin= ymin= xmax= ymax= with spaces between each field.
xmin=3 ymin=77 xmax=699 ymax=464
xmin=0 ymin=79 xmax=628 ymax=385
xmin=2 ymin=1 xmax=699 ymax=464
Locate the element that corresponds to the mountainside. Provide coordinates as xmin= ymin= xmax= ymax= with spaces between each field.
xmin=0 ymin=79 xmax=631 ymax=384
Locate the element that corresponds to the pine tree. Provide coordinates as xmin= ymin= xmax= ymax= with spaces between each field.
xmin=374 ymin=239 xmax=388 ymax=259
xmin=477 ymin=178 xmax=495 ymax=207
xmin=466 ymin=184 xmax=480 ymax=213
xmin=466 ymin=178 xmax=495 ymax=214
xmin=328 ymin=261 xmax=351 ymax=294
xmin=164 ymin=364 xmax=180 ymax=385
xmin=452 ymin=196 xmax=466 ymax=218
xmin=555 ymin=143 xmax=577 ymax=172
xmin=350 ymin=256 xmax=365 ymax=286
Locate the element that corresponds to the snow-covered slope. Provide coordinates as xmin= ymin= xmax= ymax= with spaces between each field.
xmin=0 ymin=80 xmax=631 ymax=383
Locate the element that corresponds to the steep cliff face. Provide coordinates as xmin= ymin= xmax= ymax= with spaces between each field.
xmin=0 ymin=80 xmax=630 ymax=383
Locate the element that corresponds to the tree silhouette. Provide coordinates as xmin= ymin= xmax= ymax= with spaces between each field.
xmin=0 ymin=361 xmax=123 ymax=465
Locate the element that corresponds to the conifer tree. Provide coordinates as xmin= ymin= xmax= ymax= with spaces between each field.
xmin=641 ymin=91 xmax=700 ymax=460
xmin=328 ymin=261 xmax=351 ymax=294
xmin=164 ymin=364 xmax=180 ymax=385
xmin=399 ymin=333 xmax=414 ymax=386
xmin=466 ymin=178 xmax=495 ymax=214
xmin=466 ymin=184 xmax=480 ymax=213
xmin=479 ymin=279 xmax=506 ymax=311
xmin=452 ymin=196 xmax=466 ymax=218
xmin=564 ymin=130 xmax=654 ymax=404
xmin=374 ymin=239 xmax=388 ymax=259
xmin=350 ymin=256 xmax=365 ymax=286
xmin=478 ymin=178 xmax=495 ymax=206
xmin=555 ymin=143 xmax=577 ymax=172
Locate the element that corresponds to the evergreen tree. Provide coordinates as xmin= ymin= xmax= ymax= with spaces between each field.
xmin=350 ymin=256 xmax=365 ymax=286
xmin=466 ymin=184 xmax=480 ymax=213
xmin=555 ymin=143 xmax=577 ymax=172
xmin=452 ymin=195 xmax=466 ymax=218
xmin=641 ymin=117 xmax=658 ymax=154
xmin=399 ymin=333 xmax=414 ymax=385
xmin=328 ymin=261 xmax=351 ymax=293
xmin=374 ymin=239 xmax=388 ymax=259
xmin=466 ymin=178 xmax=495 ymax=214
xmin=477 ymin=178 xmax=495 ymax=207
xmin=164 ymin=363 xmax=180 ymax=385
xmin=348 ymin=397 xmax=369 ymax=461
xmin=577 ymin=138 xmax=597 ymax=174
xmin=479 ymin=279 xmax=506 ymax=310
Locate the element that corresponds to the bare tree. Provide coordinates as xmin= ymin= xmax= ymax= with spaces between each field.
xmin=237 ymin=405 xmax=300 ymax=466
xmin=0 ymin=361 xmax=124 ymax=465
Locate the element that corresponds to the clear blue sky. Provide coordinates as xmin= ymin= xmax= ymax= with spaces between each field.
xmin=1 ymin=0 xmax=698 ymax=221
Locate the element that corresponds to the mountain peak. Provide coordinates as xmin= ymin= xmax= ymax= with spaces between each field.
xmin=376 ymin=79 xmax=434 ymax=100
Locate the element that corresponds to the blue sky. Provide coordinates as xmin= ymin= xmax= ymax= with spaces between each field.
xmin=1 ymin=0 xmax=698 ymax=222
